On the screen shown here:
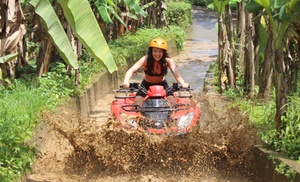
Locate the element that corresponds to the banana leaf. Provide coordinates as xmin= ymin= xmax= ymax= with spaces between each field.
xmin=0 ymin=53 xmax=18 ymax=64
xmin=213 ymin=0 xmax=230 ymax=16
xmin=58 ymin=0 xmax=117 ymax=73
xmin=124 ymin=0 xmax=147 ymax=17
xmin=30 ymin=0 xmax=79 ymax=69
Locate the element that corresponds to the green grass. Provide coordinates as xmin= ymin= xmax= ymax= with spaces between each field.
xmin=0 ymin=82 xmax=52 ymax=180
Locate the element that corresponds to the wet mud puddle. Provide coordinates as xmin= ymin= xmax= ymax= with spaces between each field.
xmin=37 ymin=102 xmax=257 ymax=182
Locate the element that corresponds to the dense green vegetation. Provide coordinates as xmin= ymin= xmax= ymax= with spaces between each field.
xmin=208 ymin=59 xmax=300 ymax=163
xmin=206 ymin=1 xmax=300 ymax=180
xmin=224 ymin=84 xmax=300 ymax=181
xmin=0 ymin=65 xmax=75 ymax=181
xmin=236 ymin=91 xmax=300 ymax=161
xmin=187 ymin=0 xmax=213 ymax=6
xmin=202 ymin=66 xmax=299 ymax=179
xmin=165 ymin=1 xmax=192 ymax=29
xmin=109 ymin=25 xmax=186 ymax=67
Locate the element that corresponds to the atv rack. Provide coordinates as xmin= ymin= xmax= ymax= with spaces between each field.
xmin=113 ymin=82 xmax=139 ymax=99
xmin=114 ymin=89 xmax=136 ymax=99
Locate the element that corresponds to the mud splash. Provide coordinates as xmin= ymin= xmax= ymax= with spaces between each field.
xmin=39 ymin=94 xmax=257 ymax=181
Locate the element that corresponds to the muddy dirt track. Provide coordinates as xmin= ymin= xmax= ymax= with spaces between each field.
xmin=26 ymin=80 xmax=259 ymax=182
xmin=26 ymin=7 xmax=259 ymax=182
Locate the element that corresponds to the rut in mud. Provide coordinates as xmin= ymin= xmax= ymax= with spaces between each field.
xmin=30 ymin=92 xmax=258 ymax=182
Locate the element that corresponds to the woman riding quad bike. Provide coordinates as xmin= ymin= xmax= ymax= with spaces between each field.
xmin=111 ymin=38 xmax=200 ymax=135
xmin=122 ymin=38 xmax=189 ymax=106
xmin=111 ymin=82 xmax=200 ymax=135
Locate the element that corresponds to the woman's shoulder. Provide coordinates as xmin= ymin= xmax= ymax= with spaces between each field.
xmin=137 ymin=55 xmax=147 ymax=63
xmin=165 ymin=57 xmax=174 ymax=63
xmin=139 ymin=55 xmax=148 ymax=66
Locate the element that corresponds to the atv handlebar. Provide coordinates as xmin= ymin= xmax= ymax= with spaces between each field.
xmin=119 ymin=82 xmax=192 ymax=91
xmin=114 ymin=82 xmax=193 ymax=99
xmin=172 ymin=83 xmax=192 ymax=91
xmin=172 ymin=83 xmax=193 ymax=98
xmin=119 ymin=82 xmax=139 ymax=91
xmin=119 ymin=83 xmax=139 ymax=91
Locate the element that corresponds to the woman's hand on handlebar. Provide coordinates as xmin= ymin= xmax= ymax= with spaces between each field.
xmin=122 ymin=82 xmax=130 ymax=89
xmin=182 ymin=82 xmax=189 ymax=88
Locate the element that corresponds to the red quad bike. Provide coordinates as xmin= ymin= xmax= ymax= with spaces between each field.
xmin=110 ymin=83 xmax=201 ymax=135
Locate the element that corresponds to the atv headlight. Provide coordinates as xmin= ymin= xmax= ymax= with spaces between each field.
xmin=177 ymin=112 xmax=194 ymax=130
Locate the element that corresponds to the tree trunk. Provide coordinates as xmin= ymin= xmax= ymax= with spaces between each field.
xmin=253 ymin=12 xmax=260 ymax=86
xmin=66 ymin=22 xmax=80 ymax=85
xmin=258 ymin=23 xmax=273 ymax=103
xmin=285 ymin=39 xmax=298 ymax=94
xmin=244 ymin=11 xmax=255 ymax=96
xmin=37 ymin=39 xmax=52 ymax=76
xmin=294 ymin=34 xmax=300 ymax=92
xmin=112 ymin=19 xmax=118 ymax=40
xmin=236 ymin=2 xmax=246 ymax=76
xmin=218 ymin=14 xmax=228 ymax=92
xmin=274 ymin=48 xmax=287 ymax=131
xmin=217 ymin=5 xmax=237 ymax=92
xmin=225 ymin=5 xmax=235 ymax=88
xmin=158 ymin=0 xmax=168 ymax=28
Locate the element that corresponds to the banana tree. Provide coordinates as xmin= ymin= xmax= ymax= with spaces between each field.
xmin=93 ymin=0 xmax=148 ymax=25
xmin=246 ymin=0 xmax=300 ymax=131
xmin=93 ymin=0 xmax=151 ymax=36
xmin=94 ymin=0 xmax=126 ymax=25
xmin=0 ymin=0 xmax=26 ymax=80
xmin=30 ymin=0 xmax=117 ymax=73
xmin=124 ymin=0 xmax=148 ymax=18
xmin=211 ymin=0 xmax=235 ymax=91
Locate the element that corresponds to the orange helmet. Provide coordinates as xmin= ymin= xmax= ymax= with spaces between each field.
xmin=149 ymin=38 xmax=168 ymax=51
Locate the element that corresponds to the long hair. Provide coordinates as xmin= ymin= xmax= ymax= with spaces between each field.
xmin=145 ymin=47 xmax=169 ymax=75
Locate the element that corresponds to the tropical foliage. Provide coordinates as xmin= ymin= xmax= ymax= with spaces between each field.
xmin=30 ymin=0 xmax=79 ymax=69
xmin=210 ymin=0 xmax=300 ymax=163
xmin=0 ymin=0 xmax=175 ymax=83
xmin=58 ymin=0 xmax=117 ymax=72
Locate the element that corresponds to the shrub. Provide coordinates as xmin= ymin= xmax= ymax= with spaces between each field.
xmin=165 ymin=1 xmax=192 ymax=29
xmin=279 ymin=95 xmax=300 ymax=160
xmin=0 ymin=82 xmax=50 ymax=180
xmin=188 ymin=0 xmax=213 ymax=6
xmin=109 ymin=26 xmax=185 ymax=67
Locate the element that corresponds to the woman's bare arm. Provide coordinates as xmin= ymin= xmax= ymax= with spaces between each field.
xmin=167 ymin=58 xmax=189 ymax=88
xmin=123 ymin=56 xmax=146 ymax=87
